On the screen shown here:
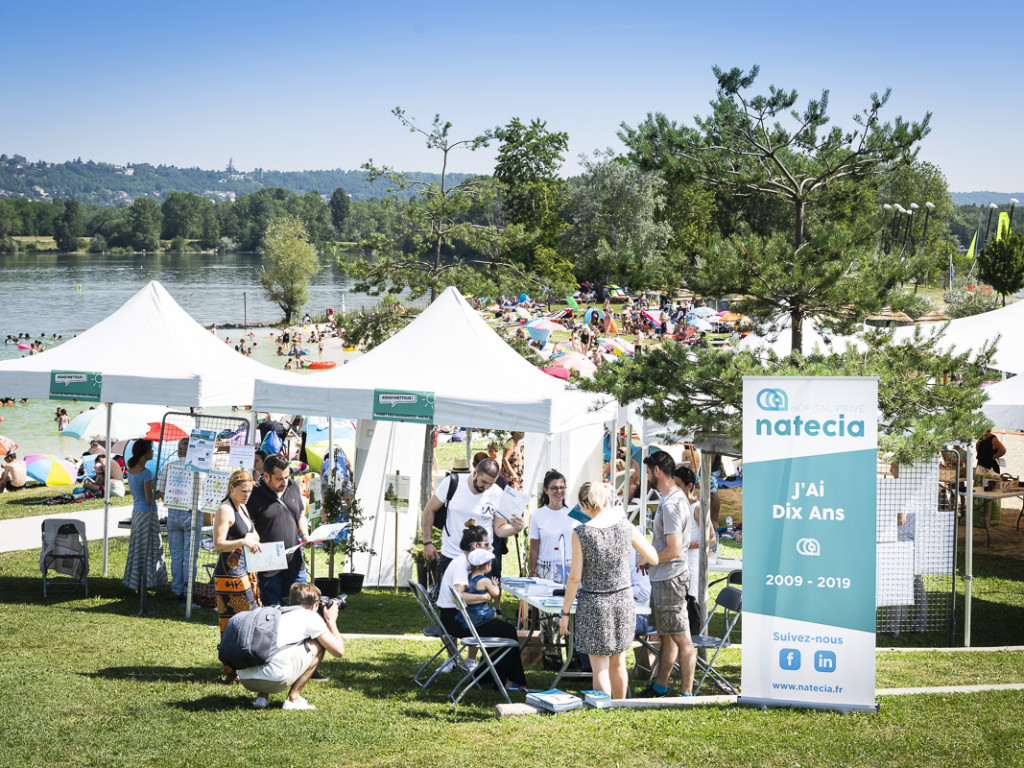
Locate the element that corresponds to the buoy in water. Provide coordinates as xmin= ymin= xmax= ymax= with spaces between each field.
xmin=76 ymin=285 xmax=82 ymax=291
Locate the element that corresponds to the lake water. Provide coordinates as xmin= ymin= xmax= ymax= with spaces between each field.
xmin=0 ymin=252 xmax=380 ymax=332
xmin=0 ymin=252 xmax=392 ymax=462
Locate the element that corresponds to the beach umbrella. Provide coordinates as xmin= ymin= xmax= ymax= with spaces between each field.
xmin=23 ymin=454 xmax=77 ymax=486
xmin=0 ymin=435 xmax=17 ymax=455
xmin=566 ymin=295 xmax=580 ymax=311
xmin=516 ymin=307 xmax=533 ymax=320
xmin=691 ymin=318 xmax=714 ymax=332
xmin=144 ymin=421 xmax=189 ymax=442
xmin=527 ymin=326 xmax=553 ymax=345
xmin=518 ymin=292 xmax=530 ymax=303
xmin=63 ymin=404 xmax=162 ymax=441
xmin=690 ymin=306 xmax=716 ymax=317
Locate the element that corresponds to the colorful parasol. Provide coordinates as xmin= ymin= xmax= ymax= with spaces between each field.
xmin=23 ymin=454 xmax=77 ymax=486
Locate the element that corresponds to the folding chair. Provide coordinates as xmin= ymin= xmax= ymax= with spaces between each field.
xmin=449 ymin=587 xmax=517 ymax=704
xmin=692 ymin=585 xmax=742 ymax=695
xmin=40 ymin=518 xmax=89 ymax=597
xmin=409 ymin=581 xmax=466 ymax=689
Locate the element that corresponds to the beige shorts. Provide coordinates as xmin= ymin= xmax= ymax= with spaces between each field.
xmin=237 ymin=641 xmax=317 ymax=694
xmin=650 ymin=573 xmax=691 ymax=636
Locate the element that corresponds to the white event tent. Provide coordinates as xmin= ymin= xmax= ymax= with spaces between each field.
xmin=0 ymin=280 xmax=298 ymax=573
xmin=253 ymin=286 xmax=618 ymax=587
xmin=981 ymin=376 xmax=1024 ymax=431
xmin=891 ymin=299 xmax=1024 ymax=375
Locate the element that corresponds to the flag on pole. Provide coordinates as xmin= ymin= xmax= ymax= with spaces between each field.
xmin=965 ymin=231 xmax=977 ymax=262
xmin=997 ymin=212 xmax=1011 ymax=240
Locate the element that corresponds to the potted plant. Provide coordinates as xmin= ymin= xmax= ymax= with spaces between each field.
xmin=333 ymin=486 xmax=375 ymax=594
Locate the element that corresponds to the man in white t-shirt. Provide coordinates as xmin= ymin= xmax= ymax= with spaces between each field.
xmin=236 ymin=582 xmax=345 ymax=710
xmin=420 ymin=457 xmax=523 ymax=598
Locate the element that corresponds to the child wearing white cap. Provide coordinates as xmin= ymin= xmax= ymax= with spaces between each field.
xmin=456 ymin=549 xmax=500 ymax=628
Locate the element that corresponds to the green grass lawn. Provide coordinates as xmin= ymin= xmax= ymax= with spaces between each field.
xmin=3 ymin=533 xmax=1024 ymax=768
xmin=0 ymin=483 xmax=133 ymax=521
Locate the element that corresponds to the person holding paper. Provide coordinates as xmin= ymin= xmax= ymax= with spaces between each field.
xmin=213 ymin=469 xmax=262 ymax=683
xmin=248 ymin=454 xmax=310 ymax=606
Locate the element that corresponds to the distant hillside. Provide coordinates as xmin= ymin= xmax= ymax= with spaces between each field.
xmin=0 ymin=153 xmax=474 ymax=206
xmin=951 ymin=191 xmax=1024 ymax=206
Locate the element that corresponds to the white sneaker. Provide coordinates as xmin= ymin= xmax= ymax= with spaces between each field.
xmin=438 ymin=656 xmax=459 ymax=674
xmin=465 ymin=659 xmax=478 ymax=672
xmin=282 ymin=697 xmax=315 ymax=711
xmin=253 ymin=696 xmax=269 ymax=709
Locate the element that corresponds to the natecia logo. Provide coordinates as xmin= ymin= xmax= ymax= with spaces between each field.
xmin=756 ymin=388 xmax=788 ymax=412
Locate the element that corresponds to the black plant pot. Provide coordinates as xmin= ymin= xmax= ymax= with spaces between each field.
xmin=313 ymin=577 xmax=339 ymax=596
xmin=336 ymin=572 xmax=364 ymax=594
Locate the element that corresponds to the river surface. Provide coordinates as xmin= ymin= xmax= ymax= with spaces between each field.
xmin=0 ymin=252 xmax=393 ymax=462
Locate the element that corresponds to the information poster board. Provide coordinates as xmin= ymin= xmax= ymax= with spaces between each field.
xmin=739 ymin=376 xmax=878 ymax=713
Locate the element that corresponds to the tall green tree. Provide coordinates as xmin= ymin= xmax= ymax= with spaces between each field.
xmin=562 ymin=150 xmax=673 ymax=290
xmin=257 ymin=216 xmax=321 ymax=323
xmin=637 ymin=65 xmax=932 ymax=351
xmin=347 ymin=109 xmax=524 ymax=301
xmin=978 ymin=221 xmax=1024 ymax=305
xmin=493 ymin=117 xmax=573 ymax=288
xmin=127 ymin=197 xmax=162 ymax=251
xmin=329 ymin=187 xmax=350 ymax=235
xmin=617 ymin=112 xmax=717 ymax=256
xmin=53 ymin=198 xmax=85 ymax=252
xmin=160 ymin=192 xmax=206 ymax=240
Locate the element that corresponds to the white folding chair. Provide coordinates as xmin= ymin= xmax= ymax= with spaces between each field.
xmin=692 ymin=586 xmax=742 ymax=695
xmin=449 ymin=587 xmax=517 ymax=704
xmin=409 ymin=581 xmax=466 ymax=689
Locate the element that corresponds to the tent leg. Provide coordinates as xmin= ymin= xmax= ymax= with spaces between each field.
xmin=102 ymin=403 xmax=112 ymax=576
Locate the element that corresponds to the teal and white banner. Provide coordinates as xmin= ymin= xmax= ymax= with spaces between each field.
xmin=739 ymin=376 xmax=878 ymax=713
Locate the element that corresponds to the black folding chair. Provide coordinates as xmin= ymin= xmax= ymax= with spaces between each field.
xmin=692 ymin=585 xmax=742 ymax=695
xmin=409 ymin=581 xmax=465 ymax=689
xmin=449 ymin=587 xmax=517 ymax=704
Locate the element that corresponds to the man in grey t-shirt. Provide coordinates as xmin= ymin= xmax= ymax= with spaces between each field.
xmin=640 ymin=450 xmax=696 ymax=697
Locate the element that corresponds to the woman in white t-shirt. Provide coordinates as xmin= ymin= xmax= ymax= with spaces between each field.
xmin=673 ymin=465 xmax=716 ymax=599
xmin=528 ymin=470 xmax=579 ymax=583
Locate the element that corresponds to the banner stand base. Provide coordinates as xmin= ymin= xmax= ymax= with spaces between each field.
xmin=737 ymin=696 xmax=879 ymax=715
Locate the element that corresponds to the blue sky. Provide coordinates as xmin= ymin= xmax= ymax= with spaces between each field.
xmin=3 ymin=1 xmax=1019 ymax=193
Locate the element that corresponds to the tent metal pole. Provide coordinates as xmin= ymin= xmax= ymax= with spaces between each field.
xmin=102 ymin=403 xmax=112 ymax=576
xmin=964 ymin=448 xmax=975 ymax=647
xmin=698 ymin=446 xmax=712 ymax=632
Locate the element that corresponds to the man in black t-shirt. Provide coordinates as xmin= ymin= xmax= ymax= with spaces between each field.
xmin=248 ymin=454 xmax=309 ymax=605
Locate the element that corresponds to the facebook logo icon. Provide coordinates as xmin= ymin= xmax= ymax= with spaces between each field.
xmin=815 ymin=651 xmax=837 ymax=673
xmin=779 ymin=649 xmax=801 ymax=670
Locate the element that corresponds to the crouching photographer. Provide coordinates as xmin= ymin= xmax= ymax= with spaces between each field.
xmin=235 ymin=582 xmax=345 ymax=710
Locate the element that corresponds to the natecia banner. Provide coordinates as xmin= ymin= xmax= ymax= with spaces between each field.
xmin=739 ymin=376 xmax=878 ymax=713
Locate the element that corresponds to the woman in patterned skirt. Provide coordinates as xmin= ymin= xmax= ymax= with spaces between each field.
xmin=213 ymin=469 xmax=262 ymax=683
xmin=558 ymin=481 xmax=657 ymax=699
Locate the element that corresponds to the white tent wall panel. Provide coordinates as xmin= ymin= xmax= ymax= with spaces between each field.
xmin=351 ymin=419 xmax=424 ymax=588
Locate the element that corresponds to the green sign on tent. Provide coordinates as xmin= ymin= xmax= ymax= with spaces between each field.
xmin=50 ymin=370 xmax=102 ymax=402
